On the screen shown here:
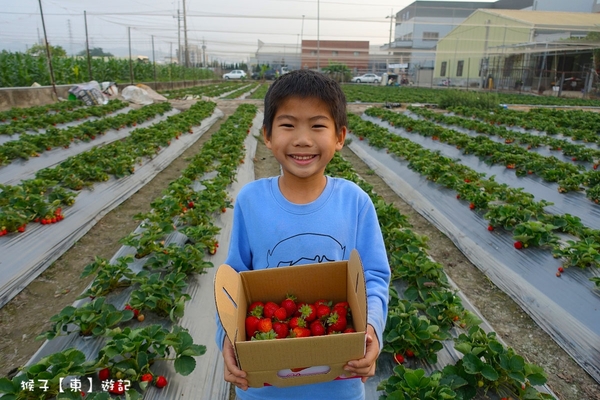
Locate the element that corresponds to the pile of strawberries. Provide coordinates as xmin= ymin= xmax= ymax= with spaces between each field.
xmin=245 ymin=295 xmax=354 ymax=340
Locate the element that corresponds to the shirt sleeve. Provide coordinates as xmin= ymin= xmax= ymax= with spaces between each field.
xmin=355 ymin=196 xmax=391 ymax=351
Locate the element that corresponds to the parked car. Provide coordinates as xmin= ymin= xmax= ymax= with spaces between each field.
xmin=351 ymin=73 xmax=381 ymax=84
xmin=251 ymin=69 xmax=278 ymax=80
xmin=222 ymin=70 xmax=247 ymax=80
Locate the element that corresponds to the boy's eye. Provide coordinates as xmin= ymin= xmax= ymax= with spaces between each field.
xmin=280 ymin=123 xmax=294 ymax=128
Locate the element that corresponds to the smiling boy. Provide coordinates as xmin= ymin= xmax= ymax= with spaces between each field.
xmin=216 ymin=69 xmax=390 ymax=400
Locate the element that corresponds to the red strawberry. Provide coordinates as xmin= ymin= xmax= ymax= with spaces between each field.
xmin=245 ymin=315 xmax=260 ymax=337
xmin=155 ymin=376 xmax=168 ymax=389
xmin=263 ymin=302 xmax=280 ymax=319
xmin=333 ymin=305 xmax=348 ymax=319
xmin=280 ymin=295 xmax=297 ymax=318
xmin=289 ymin=316 xmax=306 ymax=329
xmin=313 ymin=299 xmax=330 ymax=307
xmin=273 ymin=321 xmax=289 ymax=339
xmin=343 ymin=327 xmax=356 ymax=333
xmin=572 ymin=157 xmax=577 ymax=161
xmin=405 ymin=349 xmax=415 ymax=357
xmin=456 ymin=194 xmax=461 ymax=199
xmin=558 ymin=266 xmax=564 ymax=273
xmin=469 ymin=203 xmax=475 ymax=210
xmin=248 ymin=301 xmax=264 ymax=317
xmin=187 ymin=201 xmax=194 ymax=209
xmin=98 ymin=368 xmax=110 ymax=381
xmin=487 ymin=225 xmax=494 ymax=232
xmin=257 ymin=318 xmax=272 ymax=333
xmin=109 ymin=381 xmax=125 ymax=395
xmin=594 ymin=164 xmax=598 ymax=170
xmin=291 ymin=326 xmax=311 ymax=338
xmin=273 ymin=307 xmax=288 ymax=322
xmin=327 ymin=312 xmax=347 ymax=332
xmin=298 ymin=303 xmax=317 ymax=322
xmin=17 ymin=225 xmax=26 ymax=233
xmin=514 ymin=241 xmax=523 ymax=250
xmin=393 ymin=353 xmax=405 ymax=364
xmin=316 ymin=304 xmax=331 ymax=320
xmin=310 ymin=320 xmax=326 ymax=336
xmin=141 ymin=373 xmax=153 ymax=382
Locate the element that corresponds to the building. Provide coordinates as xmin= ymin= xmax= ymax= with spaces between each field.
xmin=432 ymin=9 xmax=600 ymax=91
xmin=382 ymin=0 xmax=533 ymax=79
xmin=533 ymin=0 xmax=595 ymax=12
xmin=300 ymin=40 xmax=369 ymax=71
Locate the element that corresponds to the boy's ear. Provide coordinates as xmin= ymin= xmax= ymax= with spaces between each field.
xmin=335 ymin=126 xmax=347 ymax=151
xmin=262 ymin=126 xmax=272 ymax=149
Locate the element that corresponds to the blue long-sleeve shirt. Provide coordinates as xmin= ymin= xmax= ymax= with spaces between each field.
xmin=215 ymin=176 xmax=390 ymax=400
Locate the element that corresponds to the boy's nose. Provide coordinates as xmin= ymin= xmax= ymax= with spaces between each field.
xmin=292 ymin=128 xmax=313 ymax=146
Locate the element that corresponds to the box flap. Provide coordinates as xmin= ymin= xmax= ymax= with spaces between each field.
xmin=348 ymin=249 xmax=367 ymax=333
xmin=214 ymin=264 xmax=246 ymax=346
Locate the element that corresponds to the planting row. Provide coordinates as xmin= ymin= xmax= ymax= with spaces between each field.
xmin=401 ymin=106 xmax=600 ymax=202
xmin=0 ymin=100 xmax=84 ymax=122
xmin=358 ymin=109 xmax=600 ymax=271
xmin=0 ymin=102 xmax=171 ymax=166
xmin=325 ymin=153 xmax=553 ymax=400
xmin=0 ymin=101 xmax=210 ymax=234
xmin=222 ymin=83 xmax=260 ymax=99
xmin=0 ymin=104 xmax=259 ymax=400
xmin=161 ymin=82 xmax=246 ymax=99
xmin=0 ymin=100 xmax=129 ymax=136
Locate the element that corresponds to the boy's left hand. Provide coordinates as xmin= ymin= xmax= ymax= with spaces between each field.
xmin=343 ymin=324 xmax=380 ymax=382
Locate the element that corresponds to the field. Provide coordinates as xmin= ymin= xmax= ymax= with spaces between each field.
xmin=0 ymin=83 xmax=599 ymax=400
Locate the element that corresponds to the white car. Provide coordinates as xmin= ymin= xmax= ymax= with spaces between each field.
xmin=351 ymin=73 xmax=381 ymax=83
xmin=223 ymin=70 xmax=247 ymax=80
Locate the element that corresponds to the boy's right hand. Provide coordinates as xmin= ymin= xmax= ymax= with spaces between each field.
xmin=223 ymin=337 xmax=249 ymax=391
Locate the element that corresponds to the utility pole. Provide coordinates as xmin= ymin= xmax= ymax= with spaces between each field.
xmin=183 ymin=0 xmax=190 ymax=68
xmin=152 ymin=35 xmax=157 ymax=88
xmin=67 ymin=19 xmax=73 ymax=55
xmin=202 ymin=38 xmax=206 ymax=68
xmin=84 ymin=11 xmax=93 ymax=81
xmin=317 ymin=1 xmax=320 ymax=70
xmin=173 ymin=7 xmax=181 ymax=64
xmin=128 ymin=27 xmax=133 ymax=84
xmin=37 ymin=0 xmax=57 ymax=100
xmin=387 ymin=9 xmax=394 ymax=56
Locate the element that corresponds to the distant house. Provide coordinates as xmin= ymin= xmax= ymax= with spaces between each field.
xmin=433 ymin=9 xmax=600 ymax=90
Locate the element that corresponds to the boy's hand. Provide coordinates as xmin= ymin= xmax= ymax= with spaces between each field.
xmin=343 ymin=324 xmax=380 ymax=382
xmin=223 ymin=337 xmax=249 ymax=391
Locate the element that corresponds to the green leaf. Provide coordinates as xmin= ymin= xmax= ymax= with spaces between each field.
xmin=509 ymin=355 xmax=525 ymax=372
xmin=404 ymin=370 xmax=421 ymax=389
xmin=461 ymin=354 xmax=482 ymax=374
xmin=454 ymin=343 xmax=471 ymax=355
xmin=174 ymin=355 xmax=197 ymax=376
xmin=480 ymin=365 xmax=499 ymax=381
xmin=526 ymin=373 xmax=547 ymax=386
xmin=0 ymin=378 xmax=15 ymax=394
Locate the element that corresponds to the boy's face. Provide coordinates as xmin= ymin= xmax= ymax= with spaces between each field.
xmin=263 ymin=96 xmax=346 ymax=182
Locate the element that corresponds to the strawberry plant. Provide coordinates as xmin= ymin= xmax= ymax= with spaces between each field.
xmin=144 ymin=243 xmax=213 ymax=275
xmin=77 ymin=256 xmax=136 ymax=299
xmin=37 ymin=297 xmax=134 ymax=340
xmin=97 ymin=325 xmax=205 ymax=382
xmin=0 ymin=348 xmax=94 ymax=399
xmin=552 ymin=237 xmax=600 ymax=269
xmin=512 ymin=221 xmax=559 ymax=248
xmin=129 ymin=272 xmax=190 ymax=321
xmin=119 ymin=221 xmax=176 ymax=259
xmin=377 ymin=364 xmax=462 ymax=399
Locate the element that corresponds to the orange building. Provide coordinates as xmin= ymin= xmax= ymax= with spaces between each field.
xmin=301 ymin=40 xmax=369 ymax=70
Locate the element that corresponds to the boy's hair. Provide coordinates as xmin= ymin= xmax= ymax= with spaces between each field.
xmin=263 ymin=69 xmax=347 ymax=138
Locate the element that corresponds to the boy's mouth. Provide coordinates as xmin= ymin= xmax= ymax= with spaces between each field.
xmin=290 ymin=154 xmax=316 ymax=161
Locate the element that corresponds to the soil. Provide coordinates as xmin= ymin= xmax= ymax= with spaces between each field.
xmin=1 ymin=100 xmax=599 ymax=400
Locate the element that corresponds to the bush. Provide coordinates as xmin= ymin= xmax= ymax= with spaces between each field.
xmin=437 ymin=90 xmax=499 ymax=110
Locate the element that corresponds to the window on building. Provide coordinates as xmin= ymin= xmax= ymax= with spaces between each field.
xmin=423 ymin=32 xmax=439 ymax=41
xmin=311 ymin=50 xmax=317 ymax=56
xmin=332 ymin=51 xmax=338 ymax=56
xmin=456 ymin=60 xmax=464 ymax=77
xmin=440 ymin=61 xmax=447 ymax=77
xmin=353 ymin=51 xmax=360 ymax=56
xmin=503 ymin=55 xmax=516 ymax=77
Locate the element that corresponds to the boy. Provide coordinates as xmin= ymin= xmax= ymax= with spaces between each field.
xmin=216 ymin=69 xmax=390 ymax=400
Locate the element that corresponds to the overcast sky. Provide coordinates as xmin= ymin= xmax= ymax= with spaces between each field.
xmin=0 ymin=0 xmax=493 ymax=63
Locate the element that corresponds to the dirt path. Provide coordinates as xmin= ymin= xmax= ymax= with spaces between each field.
xmin=1 ymin=100 xmax=598 ymax=400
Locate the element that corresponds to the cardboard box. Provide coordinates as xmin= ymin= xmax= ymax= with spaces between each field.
xmin=214 ymin=249 xmax=367 ymax=388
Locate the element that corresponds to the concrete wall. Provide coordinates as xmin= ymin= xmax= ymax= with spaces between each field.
xmin=0 ymin=79 xmax=221 ymax=111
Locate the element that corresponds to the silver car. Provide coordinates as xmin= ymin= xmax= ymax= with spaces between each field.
xmin=222 ymin=70 xmax=247 ymax=80
xmin=351 ymin=73 xmax=381 ymax=83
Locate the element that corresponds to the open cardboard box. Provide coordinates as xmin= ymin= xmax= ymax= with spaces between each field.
xmin=214 ymin=249 xmax=367 ymax=388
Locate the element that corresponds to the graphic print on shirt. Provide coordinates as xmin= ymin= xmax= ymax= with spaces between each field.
xmin=266 ymin=233 xmax=346 ymax=268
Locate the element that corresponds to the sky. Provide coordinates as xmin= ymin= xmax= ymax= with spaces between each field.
xmin=0 ymin=0 xmax=493 ymax=63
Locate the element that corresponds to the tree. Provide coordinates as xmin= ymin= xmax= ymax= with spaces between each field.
xmin=26 ymin=43 xmax=67 ymax=58
xmin=322 ymin=62 xmax=352 ymax=83
xmin=77 ymin=47 xmax=113 ymax=57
